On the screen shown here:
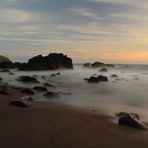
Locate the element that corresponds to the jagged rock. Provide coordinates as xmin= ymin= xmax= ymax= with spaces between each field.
xmin=33 ymin=86 xmax=47 ymax=91
xmin=18 ymin=53 xmax=73 ymax=71
xmin=117 ymin=112 xmax=147 ymax=130
xmin=17 ymin=76 xmax=39 ymax=83
xmin=99 ymin=68 xmax=108 ymax=72
xmin=21 ymin=88 xmax=35 ymax=95
xmin=87 ymin=75 xmax=108 ymax=83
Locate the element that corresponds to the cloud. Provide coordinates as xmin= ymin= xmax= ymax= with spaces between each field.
xmin=0 ymin=9 xmax=30 ymax=23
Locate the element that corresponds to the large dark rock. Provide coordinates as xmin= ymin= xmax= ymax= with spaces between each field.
xmin=87 ymin=75 xmax=108 ymax=83
xmin=33 ymin=86 xmax=47 ymax=92
xmin=0 ymin=55 xmax=13 ymax=69
xmin=18 ymin=53 xmax=73 ymax=71
xmin=117 ymin=112 xmax=147 ymax=130
xmin=17 ymin=76 xmax=39 ymax=83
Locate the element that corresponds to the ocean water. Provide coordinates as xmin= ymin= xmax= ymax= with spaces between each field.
xmin=1 ymin=64 xmax=148 ymax=120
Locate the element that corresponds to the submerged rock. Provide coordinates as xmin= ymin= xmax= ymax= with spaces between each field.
xmin=17 ymin=76 xmax=39 ymax=83
xmin=50 ymin=74 xmax=56 ymax=77
xmin=43 ymin=82 xmax=54 ymax=87
xmin=117 ymin=112 xmax=147 ymax=130
xmin=33 ymin=86 xmax=47 ymax=92
xmin=44 ymin=91 xmax=59 ymax=98
xmin=87 ymin=75 xmax=108 ymax=83
xmin=83 ymin=63 xmax=91 ymax=67
xmin=111 ymin=74 xmax=118 ymax=78
xmin=99 ymin=68 xmax=108 ymax=72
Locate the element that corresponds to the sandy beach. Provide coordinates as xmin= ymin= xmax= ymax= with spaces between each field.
xmin=0 ymin=89 xmax=147 ymax=148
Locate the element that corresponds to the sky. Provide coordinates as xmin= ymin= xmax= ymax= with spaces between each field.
xmin=1 ymin=0 xmax=148 ymax=63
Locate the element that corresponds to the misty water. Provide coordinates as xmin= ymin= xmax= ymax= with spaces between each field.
xmin=1 ymin=64 xmax=148 ymax=120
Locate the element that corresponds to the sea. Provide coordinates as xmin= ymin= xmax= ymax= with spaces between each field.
xmin=1 ymin=64 xmax=148 ymax=121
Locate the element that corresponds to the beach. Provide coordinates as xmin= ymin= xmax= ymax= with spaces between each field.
xmin=0 ymin=89 xmax=148 ymax=148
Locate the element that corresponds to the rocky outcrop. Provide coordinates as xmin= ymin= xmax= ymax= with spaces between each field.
xmin=117 ymin=112 xmax=147 ymax=130
xmin=87 ymin=75 xmax=108 ymax=83
xmin=0 ymin=55 xmax=13 ymax=69
xmin=17 ymin=76 xmax=39 ymax=83
xmin=18 ymin=53 xmax=73 ymax=71
xmin=83 ymin=61 xmax=114 ymax=68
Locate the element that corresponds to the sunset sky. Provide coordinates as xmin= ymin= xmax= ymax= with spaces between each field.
xmin=1 ymin=0 xmax=148 ymax=63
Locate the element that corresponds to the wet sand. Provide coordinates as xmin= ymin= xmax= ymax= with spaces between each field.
xmin=0 ymin=89 xmax=148 ymax=148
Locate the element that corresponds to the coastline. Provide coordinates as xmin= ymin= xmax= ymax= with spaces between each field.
xmin=0 ymin=89 xmax=148 ymax=148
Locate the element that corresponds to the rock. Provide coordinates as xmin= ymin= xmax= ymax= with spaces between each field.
xmin=0 ymin=85 xmax=13 ymax=95
xmin=41 ymin=75 xmax=45 ymax=79
xmin=99 ymin=68 xmax=108 ymax=72
xmin=9 ymin=100 xmax=28 ymax=108
xmin=18 ymin=53 xmax=73 ymax=71
xmin=44 ymin=91 xmax=59 ymax=98
xmin=83 ymin=63 xmax=91 ymax=67
xmin=33 ymin=86 xmax=47 ymax=92
xmin=9 ymin=72 xmax=15 ymax=75
xmin=84 ymin=61 xmax=114 ymax=68
xmin=111 ymin=74 xmax=118 ymax=78
xmin=21 ymin=88 xmax=35 ymax=95
xmin=10 ymin=96 xmax=33 ymax=108
xmin=84 ymin=78 xmax=88 ymax=81
xmin=50 ymin=74 xmax=56 ymax=77
xmin=43 ymin=83 xmax=54 ymax=87
xmin=87 ymin=76 xmax=99 ymax=83
xmin=117 ymin=112 xmax=147 ymax=130
xmin=0 ymin=55 xmax=13 ymax=69
xmin=87 ymin=75 xmax=108 ymax=83
xmin=56 ymin=72 xmax=61 ymax=75
xmin=91 ymin=62 xmax=105 ymax=67
xmin=97 ymin=75 xmax=108 ymax=81
xmin=17 ymin=76 xmax=39 ymax=83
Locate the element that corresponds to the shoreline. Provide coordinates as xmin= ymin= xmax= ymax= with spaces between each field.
xmin=0 ymin=89 xmax=148 ymax=148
